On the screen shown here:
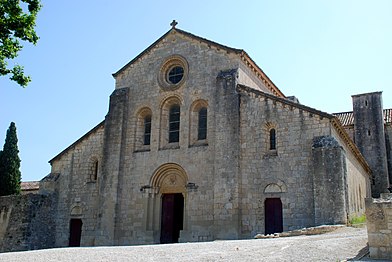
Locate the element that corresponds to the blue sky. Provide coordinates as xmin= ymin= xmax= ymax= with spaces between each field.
xmin=1 ymin=0 xmax=391 ymax=182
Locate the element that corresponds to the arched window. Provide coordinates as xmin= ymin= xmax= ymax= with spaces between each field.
xmin=135 ymin=107 xmax=152 ymax=151
xmin=88 ymin=158 xmax=99 ymax=182
xmin=269 ymin=128 xmax=276 ymax=150
xmin=169 ymin=104 xmax=180 ymax=143
xmin=143 ymin=115 xmax=152 ymax=145
xmin=189 ymin=100 xmax=208 ymax=146
xmin=198 ymin=107 xmax=207 ymax=140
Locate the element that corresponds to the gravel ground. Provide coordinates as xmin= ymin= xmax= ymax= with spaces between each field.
xmin=0 ymin=226 xmax=386 ymax=262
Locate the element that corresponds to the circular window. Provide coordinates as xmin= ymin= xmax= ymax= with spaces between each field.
xmin=167 ymin=66 xmax=184 ymax=84
xmin=158 ymin=55 xmax=188 ymax=90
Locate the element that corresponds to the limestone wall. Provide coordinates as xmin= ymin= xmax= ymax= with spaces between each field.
xmin=237 ymin=63 xmax=270 ymax=94
xmin=46 ymin=28 xmax=372 ymax=247
xmin=365 ymin=193 xmax=392 ymax=260
xmin=114 ymin=31 xmax=240 ymax=90
xmin=386 ymin=124 xmax=392 ymax=184
xmin=237 ymin=86 xmax=371 ymax=237
xmin=0 ymin=194 xmax=55 ymax=252
xmin=312 ymin=136 xmax=347 ymax=225
xmin=330 ymin=127 xmax=371 ymax=220
xmin=238 ymin=87 xmax=333 ymax=237
xmin=353 ymin=93 xmax=389 ymax=197
xmin=50 ymin=124 xmax=104 ymax=247
xmin=98 ymin=30 xmax=270 ymax=245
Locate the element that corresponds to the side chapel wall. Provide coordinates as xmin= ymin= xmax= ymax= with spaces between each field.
xmin=49 ymin=125 xmax=104 ymax=247
xmin=330 ymin=125 xmax=371 ymax=220
xmin=238 ymin=88 xmax=333 ymax=237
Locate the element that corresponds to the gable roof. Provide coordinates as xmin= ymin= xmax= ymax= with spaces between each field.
xmin=112 ymin=27 xmax=285 ymax=98
xmin=237 ymin=84 xmax=332 ymax=119
xmin=333 ymin=109 xmax=392 ymax=126
xmin=21 ymin=181 xmax=39 ymax=192
xmin=49 ymin=120 xmax=105 ymax=164
xmin=332 ymin=111 xmax=355 ymax=126
xmin=237 ymin=84 xmax=371 ymax=174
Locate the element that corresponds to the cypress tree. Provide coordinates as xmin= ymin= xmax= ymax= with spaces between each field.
xmin=0 ymin=122 xmax=21 ymax=196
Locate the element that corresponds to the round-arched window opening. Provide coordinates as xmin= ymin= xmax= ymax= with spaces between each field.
xmin=167 ymin=66 xmax=184 ymax=84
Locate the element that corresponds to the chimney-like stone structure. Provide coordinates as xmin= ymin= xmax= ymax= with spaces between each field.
xmin=352 ymin=92 xmax=389 ymax=197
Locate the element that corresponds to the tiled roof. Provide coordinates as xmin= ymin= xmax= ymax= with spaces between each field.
xmin=385 ymin=108 xmax=392 ymax=124
xmin=21 ymin=181 xmax=39 ymax=191
xmin=333 ymin=111 xmax=355 ymax=126
xmin=49 ymin=120 xmax=105 ymax=163
xmin=333 ymin=109 xmax=392 ymax=126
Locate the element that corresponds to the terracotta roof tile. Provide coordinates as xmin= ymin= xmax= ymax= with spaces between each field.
xmin=333 ymin=111 xmax=355 ymax=126
xmin=21 ymin=181 xmax=40 ymax=191
xmin=385 ymin=108 xmax=392 ymax=124
xmin=333 ymin=109 xmax=392 ymax=126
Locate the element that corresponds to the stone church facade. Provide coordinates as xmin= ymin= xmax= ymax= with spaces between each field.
xmin=1 ymin=24 xmax=391 ymax=251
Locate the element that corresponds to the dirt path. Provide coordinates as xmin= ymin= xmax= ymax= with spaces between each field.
xmin=0 ymin=226 xmax=378 ymax=262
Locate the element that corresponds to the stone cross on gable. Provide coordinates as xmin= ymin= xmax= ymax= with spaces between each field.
xmin=170 ymin=20 xmax=178 ymax=29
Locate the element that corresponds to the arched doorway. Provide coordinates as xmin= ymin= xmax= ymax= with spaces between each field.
xmin=149 ymin=163 xmax=188 ymax=244
xmin=265 ymin=198 xmax=283 ymax=234
xmin=69 ymin=218 xmax=83 ymax=247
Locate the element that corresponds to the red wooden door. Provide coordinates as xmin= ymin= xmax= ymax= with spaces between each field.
xmin=69 ymin=218 xmax=83 ymax=247
xmin=160 ymin=193 xmax=184 ymax=243
xmin=265 ymin=198 xmax=283 ymax=235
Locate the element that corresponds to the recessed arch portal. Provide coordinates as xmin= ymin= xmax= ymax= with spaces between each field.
xmin=150 ymin=163 xmax=188 ymax=243
xmin=150 ymin=163 xmax=188 ymax=194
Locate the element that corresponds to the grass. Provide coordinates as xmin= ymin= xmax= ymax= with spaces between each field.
xmin=349 ymin=214 xmax=366 ymax=225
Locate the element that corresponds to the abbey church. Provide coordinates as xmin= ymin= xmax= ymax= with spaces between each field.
xmin=1 ymin=23 xmax=391 ymax=251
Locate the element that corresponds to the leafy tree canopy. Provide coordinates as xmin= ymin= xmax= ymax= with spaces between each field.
xmin=0 ymin=122 xmax=21 ymax=196
xmin=0 ymin=0 xmax=41 ymax=87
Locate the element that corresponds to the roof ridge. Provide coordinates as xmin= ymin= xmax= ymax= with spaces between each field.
xmin=333 ymin=110 xmax=354 ymax=115
xmin=174 ymin=28 xmax=243 ymax=54
xmin=237 ymin=84 xmax=371 ymax=174
xmin=111 ymin=26 xmax=286 ymax=98
xmin=112 ymin=27 xmax=243 ymax=77
xmin=237 ymin=84 xmax=332 ymax=119
xmin=49 ymin=120 xmax=105 ymax=164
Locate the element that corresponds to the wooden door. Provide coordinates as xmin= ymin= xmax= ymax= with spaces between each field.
xmin=160 ymin=193 xmax=184 ymax=243
xmin=265 ymin=198 xmax=283 ymax=235
xmin=69 ymin=218 xmax=83 ymax=247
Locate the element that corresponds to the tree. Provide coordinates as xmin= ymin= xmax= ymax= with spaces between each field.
xmin=0 ymin=0 xmax=41 ymax=87
xmin=0 ymin=122 xmax=21 ymax=196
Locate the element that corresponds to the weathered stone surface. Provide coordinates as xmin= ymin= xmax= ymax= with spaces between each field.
xmin=0 ymin=194 xmax=55 ymax=252
xmin=366 ymin=193 xmax=392 ymax=260
xmin=2 ymin=26 xmax=389 ymax=252
xmin=353 ymin=92 xmax=390 ymax=197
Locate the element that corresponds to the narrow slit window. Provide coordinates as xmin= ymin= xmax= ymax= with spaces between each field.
xmin=269 ymin=129 xmax=276 ymax=150
xmin=93 ymin=161 xmax=98 ymax=181
xmin=169 ymin=105 xmax=180 ymax=143
xmin=198 ymin=107 xmax=207 ymax=140
xmin=144 ymin=115 xmax=152 ymax=145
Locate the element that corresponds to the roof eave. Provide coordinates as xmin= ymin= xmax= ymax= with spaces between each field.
xmin=237 ymin=84 xmax=371 ymax=175
xmin=49 ymin=120 xmax=105 ymax=164
xmin=240 ymin=51 xmax=286 ymax=98
xmin=112 ymin=27 xmax=243 ymax=78
xmin=112 ymin=28 xmax=174 ymax=78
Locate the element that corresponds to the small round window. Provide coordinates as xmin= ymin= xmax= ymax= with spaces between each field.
xmin=158 ymin=55 xmax=188 ymax=91
xmin=167 ymin=66 xmax=184 ymax=84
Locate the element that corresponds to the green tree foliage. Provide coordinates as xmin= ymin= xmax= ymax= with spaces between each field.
xmin=0 ymin=0 xmax=41 ymax=87
xmin=0 ymin=122 xmax=21 ymax=196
